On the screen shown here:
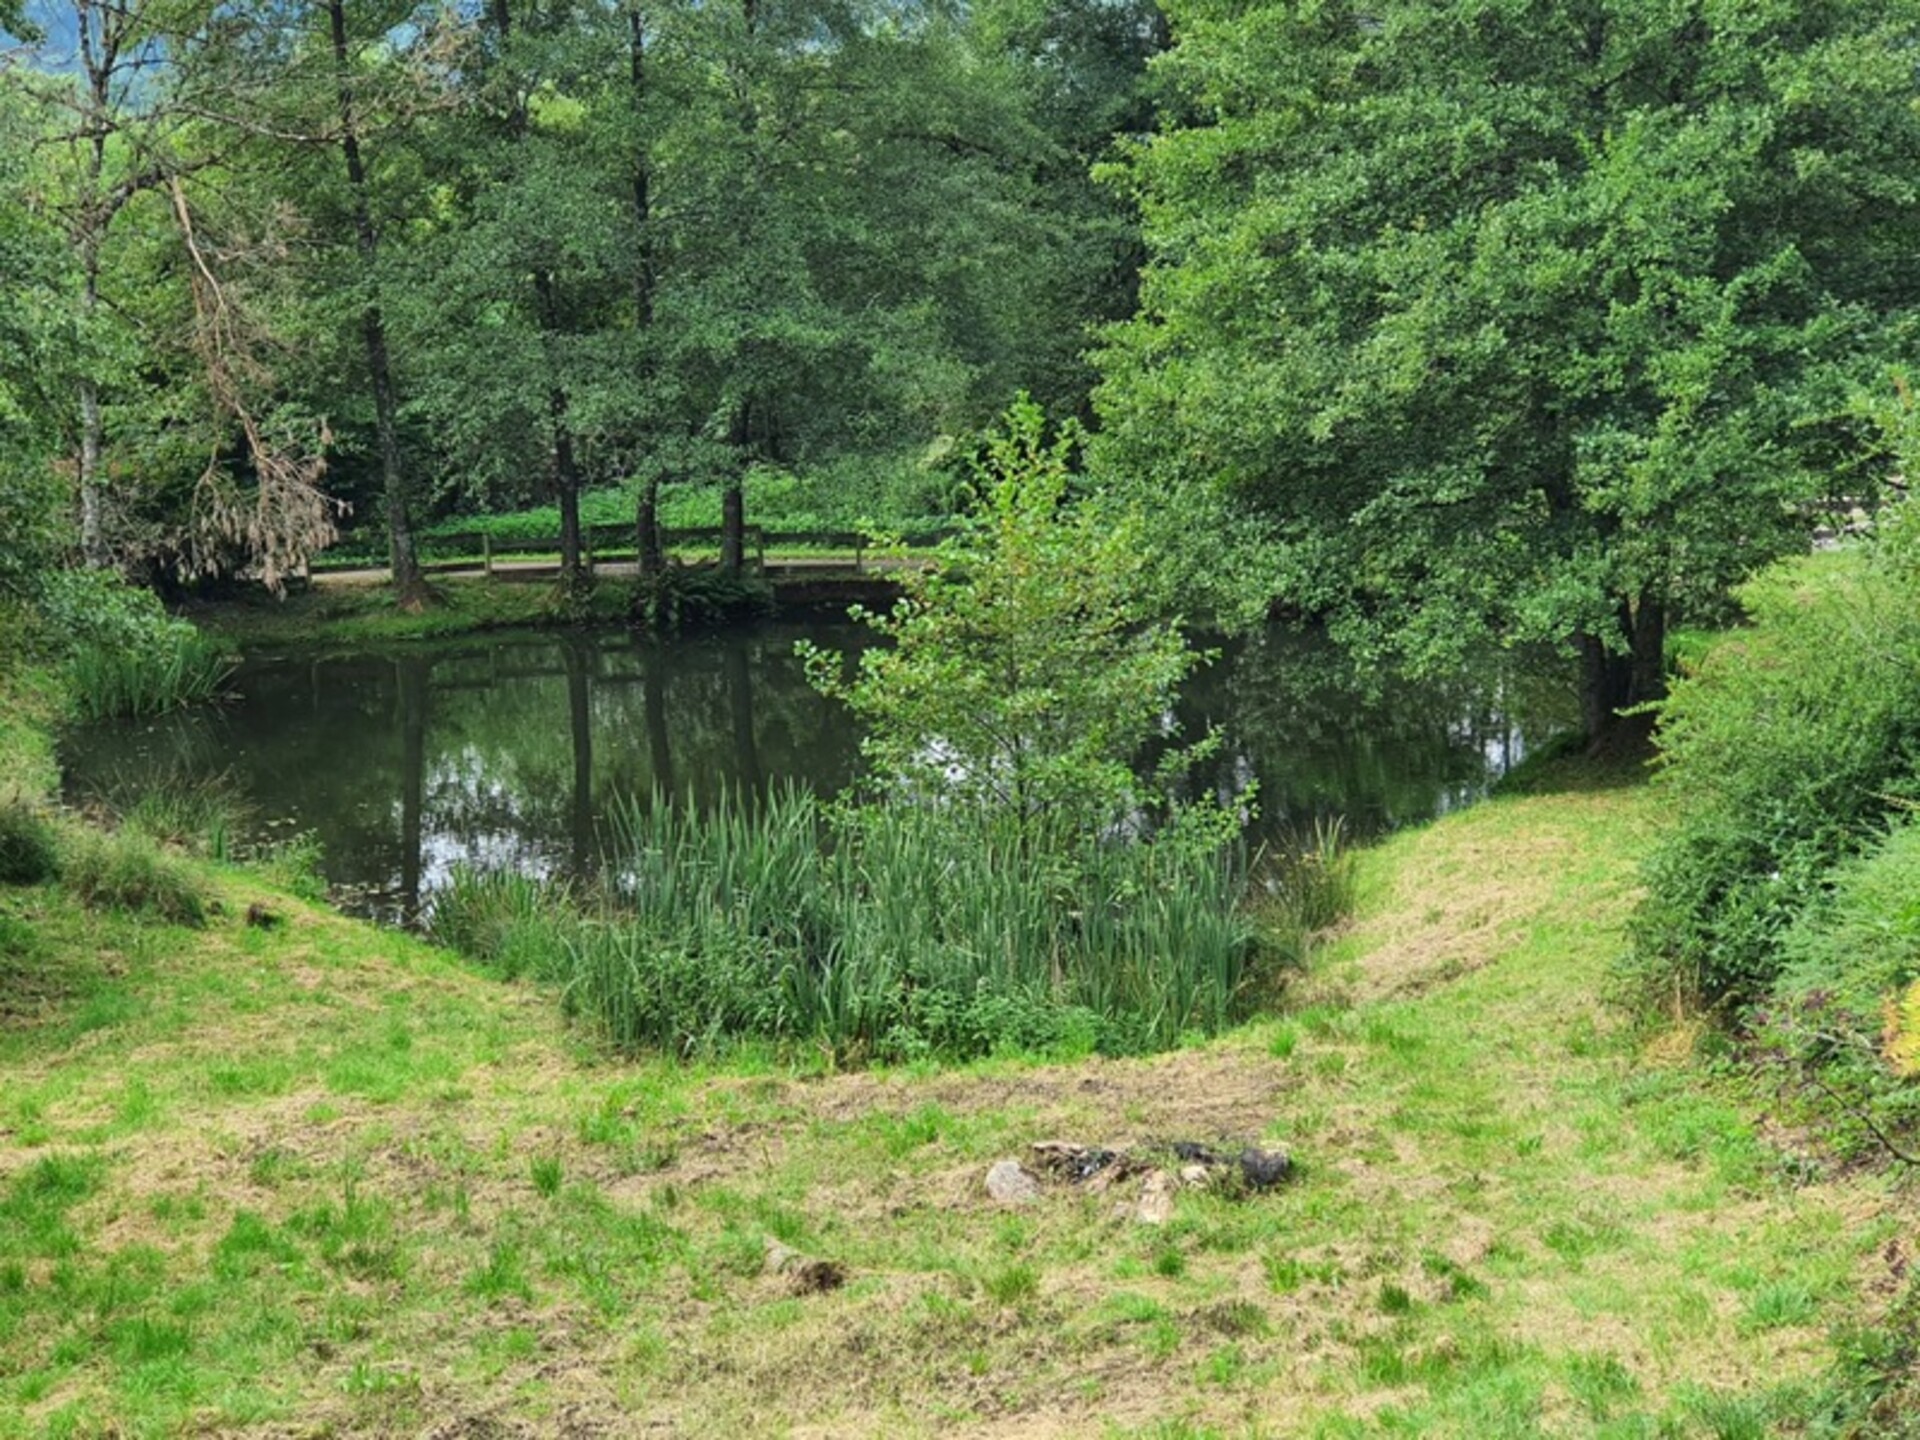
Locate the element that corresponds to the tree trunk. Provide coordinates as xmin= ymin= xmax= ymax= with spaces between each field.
xmin=1578 ymin=593 xmax=1666 ymax=750
xmin=78 ymin=372 xmax=105 ymax=567
xmin=720 ymin=476 xmax=746 ymax=577
xmin=534 ymin=272 xmax=585 ymax=591
xmin=76 ymin=9 xmax=109 ymax=569
xmin=328 ymin=0 xmax=426 ymax=606
xmin=721 ymin=398 xmax=749 ymax=577
xmin=549 ymin=387 xmax=584 ymax=587
xmin=637 ymin=474 xmax=663 ymax=580
xmin=629 ymin=6 xmax=655 ymax=328
xmin=1629 ymin=591 xmax=1667 ymax=710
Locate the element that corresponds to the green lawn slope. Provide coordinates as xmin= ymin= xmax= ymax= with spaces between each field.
xmin=0 ymin=764 xmax=1906 ymax=1436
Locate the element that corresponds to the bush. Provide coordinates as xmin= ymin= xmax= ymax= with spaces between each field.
xmin=38 ymin=569 xmax=233 ymax=720
xmin=1630 ymin=533 xmax=1920 ymax=1008
xmin=629 ymin=565 xmax=774 ymax=634
xmin=62 ymin=828 xmax=209 ymax=925
xmin=802 ymin=396 xmax=1224 ymax=842
xmin=0 ymin=796 xmax=58 ymax=885
xmin=1750 ymin=817 xmax=1920 ymax=1160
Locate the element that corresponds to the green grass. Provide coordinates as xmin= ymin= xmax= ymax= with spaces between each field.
xmin=190 ymin=574 xmax=631 ymax=649
xmin=0 ymin=756 xmax=1907 ymax=1436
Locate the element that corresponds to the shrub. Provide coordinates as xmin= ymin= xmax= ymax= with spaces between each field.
xmin=0 ymin=796 xmax=58 ymax=885
xmin=39 ymin=568 xmax=234 ymax=720
xmin=802 ymin=396 xmax=1226 ymax=843
xmin=630 ymin=565 xmax=774 ymax=634
xmin=1630 ymin=531 xmax=1920 ymax=1008
xmin=1750 ymin=817 xmax=1920 ymax=1160
xmin=62 ymin=828 xmax=209 ymax=925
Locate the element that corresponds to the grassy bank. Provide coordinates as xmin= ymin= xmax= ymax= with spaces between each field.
xmin=191 ymin=577 xmax=632 ymax=651
xmin=2 ymin=753 xmax=1907 ymax=1436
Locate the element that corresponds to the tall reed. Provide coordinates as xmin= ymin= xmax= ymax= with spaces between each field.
xmin=68 ymin=631 xmax=233 ymax=720
xmin=549 ymin=787 xmax=1259 ymax=1061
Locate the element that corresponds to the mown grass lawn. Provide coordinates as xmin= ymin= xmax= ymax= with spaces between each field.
xmin=0 ymin=766 xmax=1903 ymax=1437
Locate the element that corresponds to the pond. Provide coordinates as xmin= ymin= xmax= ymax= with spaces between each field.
xmin=61 ymin=620 xmax=1576 ymax=921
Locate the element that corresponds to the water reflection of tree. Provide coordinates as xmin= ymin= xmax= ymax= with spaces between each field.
xmin=60 ymin=622 xmax=1559 ymax=915
xmin=1170 ymin=629 xmax=1577 ymax=843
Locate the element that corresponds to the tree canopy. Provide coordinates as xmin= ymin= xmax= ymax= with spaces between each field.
xmin=1095 ymin=0 xmax=1920 ymax=734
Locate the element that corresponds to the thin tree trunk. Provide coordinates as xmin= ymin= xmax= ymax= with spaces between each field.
xmin=328 ymin=0 xmax=426 ymax=605
xmin=533 ymin=271 xmax=585 ymax=589
xmin=721 ymin=398 xmax=749 ymax=577
xmin=78 ymin=372 xmax=105 ymax=567
xmin=637 ymin=474 xmax=663 ymax=580
xmin=76 ymin=2 xmax=109 ymax=567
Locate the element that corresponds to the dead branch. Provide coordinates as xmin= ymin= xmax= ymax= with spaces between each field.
xmin=167 ymin=174 xmax=344 ymax=595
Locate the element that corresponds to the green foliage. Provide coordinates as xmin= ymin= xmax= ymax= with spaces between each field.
xmin=430 ymin=867 xmax=578 ymax=983
xmin=60 ymin=829 xmax=210 ymax=926
xmin=1742 ymin=817 xmax=1920 ymax=1163
xmin=538 ymin=786 xmax=1257 ymax=1062
xmin=629 ymin=567 xmax=774 ymax=636
xmin=36 ymin=570 xmax=233 ymax=719
xmin=805 ymin=397 xmax=1224 ymax=842
xmin=0 ymin=795 xmax=59 ymax=886
xmin=1630 ymin=533 xmax=1920 ymax=1007
xmin=1096 ymin=0 xmax=1920 ymax=682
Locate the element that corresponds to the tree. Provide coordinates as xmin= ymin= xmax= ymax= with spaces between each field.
xmin=804 ymin=396 xmax=1220 ymax=844
xmin=1095 ymin=0 xmax=1920 ymax=740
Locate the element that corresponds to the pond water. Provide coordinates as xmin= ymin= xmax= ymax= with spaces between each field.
xmin=61 ymin=620 xmax=1575 ymax=921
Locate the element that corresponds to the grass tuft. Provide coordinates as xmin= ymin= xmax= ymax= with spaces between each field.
xmin=61 ymin=828 xmax=209 ymax=925
xmin=0 ymin=793 xmax=60 ymax=885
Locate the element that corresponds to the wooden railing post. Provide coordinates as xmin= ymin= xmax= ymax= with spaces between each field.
xmin=482 ymin=533 xmax=493 ymax=577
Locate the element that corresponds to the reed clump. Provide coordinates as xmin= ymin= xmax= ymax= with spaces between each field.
xmin=67 ymin=630 xmax=232 ymax=721
xmin=441 ymin=787 xmax=1265 ymax=1063
xmin=1249 ymin=816 xmax=1358 ymax=973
